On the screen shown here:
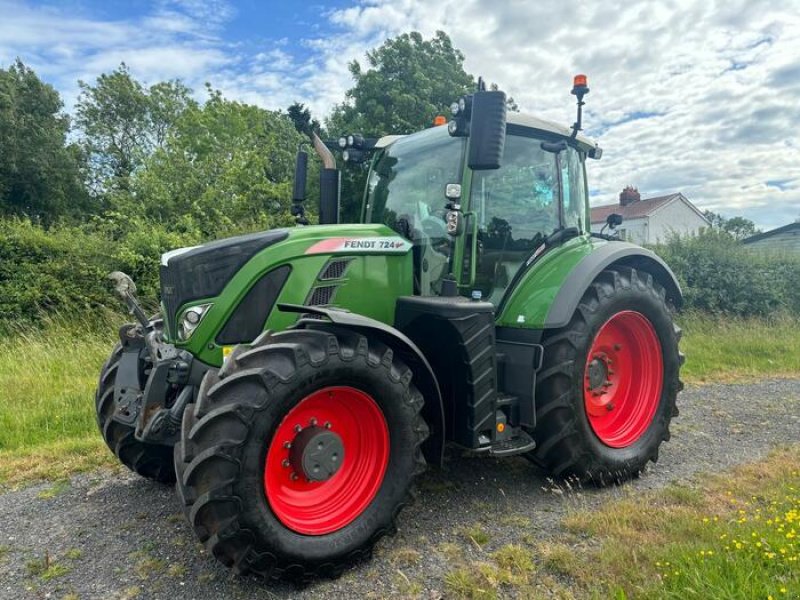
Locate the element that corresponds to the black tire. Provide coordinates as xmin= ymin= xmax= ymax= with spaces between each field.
xmin=95 ymin=321 xmax=176 ymax=483
xmin=530 ymin=266 xmax=683 ymax=484
xmin=175 ymin=327 xmax=428 ymax=581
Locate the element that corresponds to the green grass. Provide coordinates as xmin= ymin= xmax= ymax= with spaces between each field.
xmin=678 ymin=312 xmax=800 ymax=384
xmin=551 ymin=446 xmax=800 ymax=599
xmin=0 ymin=314 xmax=119 ymax=486
xmin=0 ymin=312 xmax=797 ymax=487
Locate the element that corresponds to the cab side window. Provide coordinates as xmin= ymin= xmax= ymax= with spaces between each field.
xmin=470 ymin=134 xmax=560 ymax=304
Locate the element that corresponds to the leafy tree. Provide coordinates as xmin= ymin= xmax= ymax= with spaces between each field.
xmin=723 ymin=216 xmax=759 ymax=240
xmin=327 ymin=31 xmax=475 ymax=138
xmin=287 ymin=102 xmax=321 ymax=136
xmin=75 ymin=64 xmax=195 ymax=194
xmin=327 ymin=31 xmax=475 ymax=221
xmin=702 ymin=210 xmax=759 ymax=240
xmin=132 ymin=86 xmax=312 ymax=237
xmin=0 ymin=60 xmax=90 ymax=222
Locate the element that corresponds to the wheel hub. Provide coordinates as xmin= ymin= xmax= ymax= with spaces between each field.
xmin=586 ymin=356 xmax=609 ymax=391
xmin=289 ymin=426 xmax=345 ymax=482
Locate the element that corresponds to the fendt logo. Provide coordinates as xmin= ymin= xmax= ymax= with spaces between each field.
xmin=305 ymin=236 xmax=412 ymax=255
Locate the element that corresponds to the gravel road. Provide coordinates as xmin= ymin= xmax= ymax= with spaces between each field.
xmin=1 ymin=378 xmax=798 ymax=600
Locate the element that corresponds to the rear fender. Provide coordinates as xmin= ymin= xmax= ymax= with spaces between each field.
xmin=279 ymin=304 xmax=446 ymax=466
xmin=545 ymin=243 xmax=683 ymax=328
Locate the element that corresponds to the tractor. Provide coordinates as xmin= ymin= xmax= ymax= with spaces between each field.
xmin=96 ymin=75 xmax=683 ymax=581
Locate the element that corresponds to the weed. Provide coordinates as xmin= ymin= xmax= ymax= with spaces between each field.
xmin=64 ymin=548 xmax=82 ymax=560
xmin=37 ymin=479 xmax=70 ymax=499
xmin=445 ymin=567 xmax=496 ymax=600
xmin=391 ymin=547 xmax=422 ymax=567
xmin=498 ymin=514 xmax=531 ymax=528
xmin=132 ymin=553 xmax=165 ymax=579
xmin=463 ymin=523 xmax=490 ymax=547
xmin=167 ymin=564 xmax=186 ymax=578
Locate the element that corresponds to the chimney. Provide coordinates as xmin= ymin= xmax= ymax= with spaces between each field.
xmin=619 ymin=185 xmax=641 ymax=206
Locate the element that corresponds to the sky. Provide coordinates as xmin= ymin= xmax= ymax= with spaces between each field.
xmin=1 ymin=0 xmax=798 ymax=230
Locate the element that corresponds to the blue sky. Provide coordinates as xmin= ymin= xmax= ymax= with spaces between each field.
xmin=1 ymin=0 xmax=799 ymax=230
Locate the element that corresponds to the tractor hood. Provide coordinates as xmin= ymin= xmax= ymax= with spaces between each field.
xmin=158 ymin=224 xmax=415 ymax=364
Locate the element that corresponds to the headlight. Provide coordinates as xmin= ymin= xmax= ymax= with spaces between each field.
xmin=338 ymin=136 xmax=347 ymax=149
xmin=178 ymin=303 xmax=212 ymax=341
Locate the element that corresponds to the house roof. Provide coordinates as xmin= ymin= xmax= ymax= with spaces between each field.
xmin=590 ymin=193 xmax=681 ymax=224
xmin=742 ymin=222 xmax=800 ymax=245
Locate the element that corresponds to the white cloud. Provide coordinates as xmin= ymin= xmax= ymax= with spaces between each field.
xmin=1 ymin=0 xmax=798 ymax=228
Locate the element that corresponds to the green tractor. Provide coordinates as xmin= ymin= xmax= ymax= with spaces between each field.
xmin=96 ymin=75 xmax=683 ymax=580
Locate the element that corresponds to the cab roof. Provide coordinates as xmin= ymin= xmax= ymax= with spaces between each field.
xmin=375 ymin=112 xmax=599 ymax=153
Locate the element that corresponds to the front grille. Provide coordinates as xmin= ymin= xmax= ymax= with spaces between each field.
xmin=160 ymin=264 xmax=180 ymax=340
xmin=159 ymin=229 xmax=288 ymax=338
xmin=306 ymin=285 xmax=338 ymax=306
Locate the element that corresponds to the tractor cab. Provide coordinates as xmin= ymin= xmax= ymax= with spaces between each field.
xmin=363 ymin=112 xmax=599 ymax=304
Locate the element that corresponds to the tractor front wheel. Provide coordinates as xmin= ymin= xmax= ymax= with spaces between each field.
xmin=530 ymin=267 xmax=683 ymax=484
xmin=95 ymin=319 xmax=176 ymax=483
xmin=175 ymin=328 xmax=428 ymax=581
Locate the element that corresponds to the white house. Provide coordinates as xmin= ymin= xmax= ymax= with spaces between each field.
xmin=590 ymin=187 xmax=710 ymax=244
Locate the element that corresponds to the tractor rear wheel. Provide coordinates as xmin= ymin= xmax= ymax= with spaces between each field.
xmin=95 ymin=318 xmax=176 ymax=483
xmin=530 ymin=267 xmax=682 ymax=484
xmin=174 ymin=327 xmax=428 ymax=581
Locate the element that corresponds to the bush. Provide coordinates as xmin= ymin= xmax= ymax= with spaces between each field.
xmin=651 ymin=230 xmax=800 ymax=317
xmin=0 ymin=218 xmax=200 ymax=324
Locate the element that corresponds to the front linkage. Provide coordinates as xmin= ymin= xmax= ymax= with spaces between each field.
xmin=108 ymin=272 xmax=208 ymax=446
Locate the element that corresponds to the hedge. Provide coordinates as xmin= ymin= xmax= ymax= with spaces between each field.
xmin=1 ymin=219 xmax=798 ymax=326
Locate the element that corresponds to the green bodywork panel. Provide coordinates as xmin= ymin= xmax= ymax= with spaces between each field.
xmin=165 ymin=223 xmax=413 ymax=367
xmin=494 ymin=235 xmax=600 ymax=329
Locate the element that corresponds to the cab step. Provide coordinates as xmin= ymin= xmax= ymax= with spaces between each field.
xmin=489 ymin=429 xmax=536 ymax=457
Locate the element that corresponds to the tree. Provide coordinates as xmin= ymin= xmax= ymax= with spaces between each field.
xmin=723 ymin=216 xmax=758 ymax=241
xmin=702 ymin=210 xmax=759 ymax=240
xmin=327 ymin=31 xmax=475 ymax=221
xmin=132 ymin=86 xmax=311 ymax=237
xmin=0 ymin=59 xmax=90 ymax=222
xmin=327 ymin=31 xmax=475 ymax=138
xmin=287 ymin=102 xmax=321 ymax=136
xmin=75 ymin=64 xmax=195 ymax=194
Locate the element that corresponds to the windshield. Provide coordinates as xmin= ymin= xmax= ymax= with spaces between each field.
xmin=365 ymin=127 xmax=463 ymax=236
xmin=364 ymin=127 xmax=464 ymax=296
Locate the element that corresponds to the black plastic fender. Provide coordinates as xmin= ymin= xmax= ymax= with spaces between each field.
xmin=544 ymin=242 xmax=683 ymax=328
xmin=278 ymin=304 xmax=446 ymax=466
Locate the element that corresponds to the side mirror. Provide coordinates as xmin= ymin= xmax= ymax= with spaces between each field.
xmin=293 ymin=149 xmax=308 ymax=202
xmin=606 ymin=213 xmax=623 ymax=229
xmin=467 ymin=90 xmax=507 ymax=170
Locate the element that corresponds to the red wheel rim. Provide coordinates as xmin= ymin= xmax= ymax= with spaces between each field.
xmin=264 ymin=386 xmax=389 ymax=535
xmin=583 ymin=311 xmax=663 ymax=448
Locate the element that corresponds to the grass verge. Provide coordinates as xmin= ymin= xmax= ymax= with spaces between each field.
xmin=0 ymin=314 xmax=119 ymax=487
xmin=678 ymin=312 xmax=800 ymax=384
xmin=550 ymin=445 xmax=800 ymax=599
